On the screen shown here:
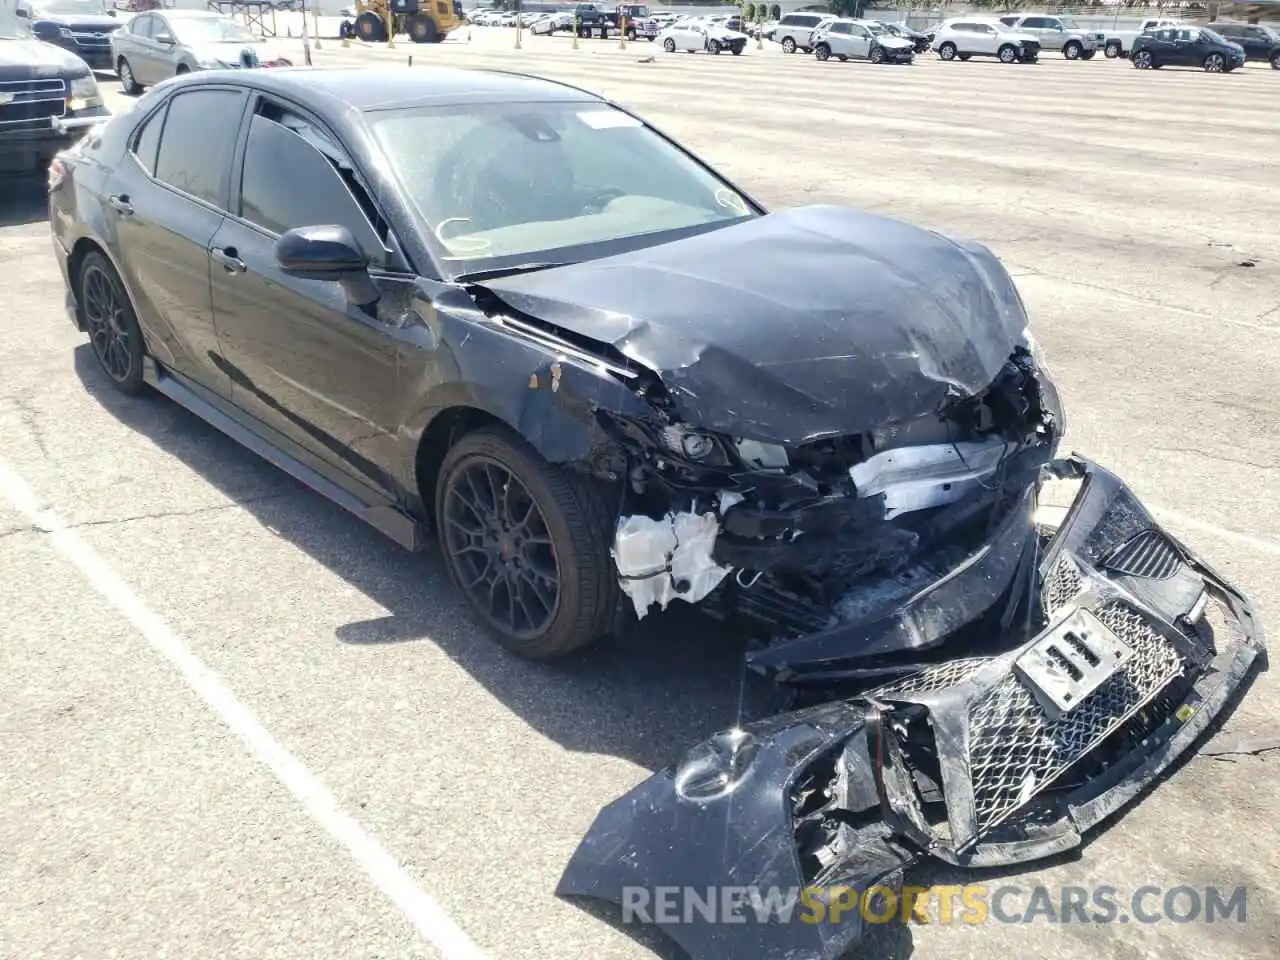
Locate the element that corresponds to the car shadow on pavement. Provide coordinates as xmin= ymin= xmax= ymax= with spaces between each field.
xmin=0 ymin=176 xmax=50 ymax=228
xmin=73 ymin=346 xmax=764 ymax=774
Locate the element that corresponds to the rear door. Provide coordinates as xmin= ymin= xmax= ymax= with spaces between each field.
xmin=208 ymin=95 xmax=412 ymax=496
xmin=101 ymin=85 xmax=248 ymax=396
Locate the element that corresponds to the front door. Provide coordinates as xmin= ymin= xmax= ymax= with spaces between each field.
xmin=209 ymin=100 xmax=409 ymax=497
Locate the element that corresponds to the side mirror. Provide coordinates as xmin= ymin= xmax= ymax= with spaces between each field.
xmin=33 ymin=21 xmax=60 ymax=40
xmin=155 ymin=32 xmax=174 ymax=44
xmin=275 ymin=225 xmax=380 ymax=306
xmin=16 ymin=7 xmax=30 ymax=18
xmin=108 ymin=8 xmax=117 ymax=16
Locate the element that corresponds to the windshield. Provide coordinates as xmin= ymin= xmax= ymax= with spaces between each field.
xmin=370 ymin=100 xmax=756 ymax=276
xmin=1059 ymin=15 xmax=1078 ymax=28
xmin=170 ymin=16 xmax=258 ymax=43
xmin=33 ymin=0 xmax=110 ymax=13
xmin=1201 ymin=27 xmax=1227 ymax=44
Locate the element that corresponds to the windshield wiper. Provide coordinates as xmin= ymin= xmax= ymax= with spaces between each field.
xmin=452 ymin=261 xmax=578 ymax=284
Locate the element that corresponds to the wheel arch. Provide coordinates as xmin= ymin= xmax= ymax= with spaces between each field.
xmin=67 ymin=235 xmax=121 ymax=331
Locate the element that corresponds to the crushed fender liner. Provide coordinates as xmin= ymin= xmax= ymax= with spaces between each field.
xmin=558 ymin=456 xmax=1265 ymax=960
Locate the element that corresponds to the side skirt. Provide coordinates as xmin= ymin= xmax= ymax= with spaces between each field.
xmin=143 ymin=358 xmax=428 ymax=552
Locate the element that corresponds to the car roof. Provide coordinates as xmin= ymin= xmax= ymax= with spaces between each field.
xmin=181 ymin=66 xmax=604 ymax=112
xmin=159 ymin=10 xmax=227 ymax=18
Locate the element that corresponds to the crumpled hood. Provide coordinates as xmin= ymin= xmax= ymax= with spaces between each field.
xmin=480 ymin=205 xmax=1029 ymax=445
xmin=0 ymin=36 xmax=92 ymax=76
xmin=877 ymin=35 xmax=913 ymax=49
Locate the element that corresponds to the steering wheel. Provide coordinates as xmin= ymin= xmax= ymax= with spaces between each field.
xmin=582 ymin=187 xmax=627 ymax=215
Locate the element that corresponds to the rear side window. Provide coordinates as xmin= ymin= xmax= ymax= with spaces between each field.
xmin=130 ymin=102 xmax=167 ymax=175
xmin=153 ymin=89 xmax=246 ymax=208
xmin=238 ymin=113 xmax=382 ymax=257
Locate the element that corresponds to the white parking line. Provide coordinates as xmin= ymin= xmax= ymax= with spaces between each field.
xmin=0 ymin=461 xmax=489 ymax=960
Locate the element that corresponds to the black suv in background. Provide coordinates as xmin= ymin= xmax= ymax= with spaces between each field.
xmin=1210 ymin=21 xmax=1280 ymax=68
xmin=16 ymin=0 xmax=122 ymax=71
xmin=1 ymin=10 xmax=109 ymax=175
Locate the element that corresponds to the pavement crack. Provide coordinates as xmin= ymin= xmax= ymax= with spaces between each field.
xmin=0 ymin=525 xmax=40 ymax=540
xmin=11 ymin=396 xmax=51 ymax=459
xmin=1152 ymin=445 xmax=1280 ymax=473
xmin=61 ymin=488 xmax=299 ymax=532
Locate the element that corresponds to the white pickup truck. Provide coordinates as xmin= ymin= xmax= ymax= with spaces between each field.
xmin=1103 ymin=18 xmax=1180 ymax=57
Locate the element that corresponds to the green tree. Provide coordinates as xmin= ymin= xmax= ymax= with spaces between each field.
xmin=744 ymin=1 xmax=756 ymax=18
xmin=829 ymin=0 xmax=871 ymax=15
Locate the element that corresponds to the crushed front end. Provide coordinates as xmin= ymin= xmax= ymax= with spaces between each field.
xmin=559 ymin=456 xmax=1264 ymax=960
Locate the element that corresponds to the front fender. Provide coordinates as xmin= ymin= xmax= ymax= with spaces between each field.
xmin=398 ymin=290 xmax=653 ymax=484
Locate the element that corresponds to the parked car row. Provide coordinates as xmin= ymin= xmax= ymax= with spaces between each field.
xmin=760 ymin=10 xmax=1277 ymax=72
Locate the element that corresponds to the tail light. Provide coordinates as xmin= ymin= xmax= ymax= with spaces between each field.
xmin=48 ymin=158 xmax=66 ymax=192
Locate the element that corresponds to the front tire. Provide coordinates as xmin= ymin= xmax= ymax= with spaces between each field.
xmin=708 ymin=38 xmax=721 ymax=54
xmin=663 ymin=36 xmax=675 ymax=52
xmin=435 ymin=426 xmax=619 ymax=660
xmin=1064 ymin=40 xmax=1081 ymax=59
xmin=870 ymin=44 xmax=884 ymax=63
xmin=117 ymin=57 xmax=141 ymax=95
xmin=814 ymin=42 xmax=830 ymax=61
xmin=1133 ymin=49 xmax=1153 ymax=69
xmin=78 ymin=252 xmax=147 ymax=396
xmin=1272 ymin=51 xmax=1280 ymax=69
xmin=781 ymin=36 xmax=796 ymax=54
xmin=1080 ymin=48 xmax=1096 ymax=60
xmin=998 ymin=43 xmax=1017 ymax=63
xmin=1203 ymin=52 xmax=1226 ymax=72
xmin=355 ymin=11 xmax=388 ymax=42
xmin=938 ymin=41 xmax=957 ymax=60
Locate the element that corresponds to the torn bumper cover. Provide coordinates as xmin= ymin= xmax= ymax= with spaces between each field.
xmin=558 ymin=456 xmax=1265 ymax=960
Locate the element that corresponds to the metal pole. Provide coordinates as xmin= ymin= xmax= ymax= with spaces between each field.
xmin=302 ymin=0 xmax=314 ymax=63
xmin=618 ymin=12 xmax=626 ymax=49
xmin=386 ymin=7 xmax=395 ymax=46
xmin=313 ymin=1 xmax=322 ymax=48
xmin=572 ymin=14 xmax=579 ymax=48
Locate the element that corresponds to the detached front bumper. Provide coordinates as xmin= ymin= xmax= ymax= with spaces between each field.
xmin=560 ymin=455 xmax=1264 ymax=960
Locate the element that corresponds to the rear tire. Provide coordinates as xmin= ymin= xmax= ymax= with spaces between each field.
xmin=1080 ymin=48 xmax=1096 ymax=60
xmin=355 ymin=11 xmax=388 ymax=42
xmin=78 ymin=252 xmax=147 ymax=396
xmin=435 ymin=426 xmax=619 ymax=660
xmin=1272 ymin=51 xmax=1280 ymax=69
xmin=938 ymin=41 xmax=957 ymax=60
xmin=781 ymin=36 xmax=796 ymax=54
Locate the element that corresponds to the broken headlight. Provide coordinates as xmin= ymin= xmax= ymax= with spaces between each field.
xmin=660 ymin=424 xmax=721 ymax=461
xmin=1021 ymin=325 xmax=1048 ymax=371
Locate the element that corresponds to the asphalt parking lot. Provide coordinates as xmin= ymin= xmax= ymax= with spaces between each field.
xmin=3 ymin=26 xmax=1279 ymax=960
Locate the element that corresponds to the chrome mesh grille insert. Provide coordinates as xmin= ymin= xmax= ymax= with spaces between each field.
xmin=967 ymin=601 xmax=1185 ymax=834
xmin=1042 ymin=553 xmax=1084 ymax=616
xmin=1105 ymin=529 xmax=1183 ymax=581
xmin=872 ymin=657 xmax=993 ymax=697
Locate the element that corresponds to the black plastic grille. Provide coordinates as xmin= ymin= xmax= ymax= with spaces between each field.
xmin=1105 ymin=529 xmax=1183 ymax=581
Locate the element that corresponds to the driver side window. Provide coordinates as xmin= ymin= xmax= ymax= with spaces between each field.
xmin=237 ymin=108 xmax=385 ymax=263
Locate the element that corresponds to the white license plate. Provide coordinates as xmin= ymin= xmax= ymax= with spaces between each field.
xmin=1014 ymin=608 xmax=1134 ymax=716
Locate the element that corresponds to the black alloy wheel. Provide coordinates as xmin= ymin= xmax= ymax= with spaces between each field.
xmin=442 ymin=455 xmax=561 ymax=642
xmin=80 ymin=253 xmax=146 ymax=394
xmin=436 ymin=428 xmax=618 ymax=659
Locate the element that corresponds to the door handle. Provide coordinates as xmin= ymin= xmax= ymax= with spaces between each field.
xmin=107 ymin=194 xmax=133 ymax=216
xmin=211 ymin=246 xmax=247 ymax=274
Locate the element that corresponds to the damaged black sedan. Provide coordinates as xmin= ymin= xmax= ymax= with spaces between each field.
xmin=50 ymin=66 xmax=1264 ymax=959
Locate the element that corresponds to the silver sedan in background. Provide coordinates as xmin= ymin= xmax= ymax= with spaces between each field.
xmin=110 ymin=9 xmax=292 ymax=94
